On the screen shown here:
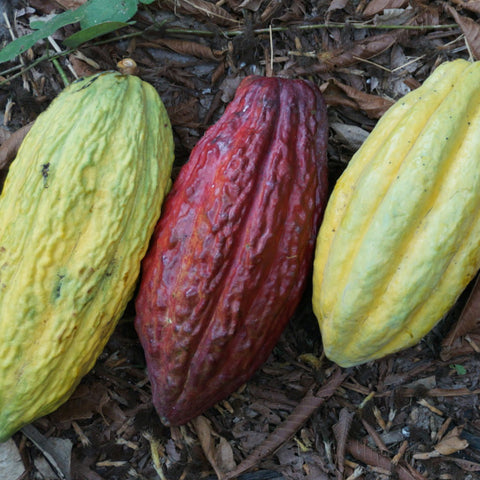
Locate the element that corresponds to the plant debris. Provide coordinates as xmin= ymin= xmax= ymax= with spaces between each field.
xmin=1 ymin=1 xmax=480 ymax=479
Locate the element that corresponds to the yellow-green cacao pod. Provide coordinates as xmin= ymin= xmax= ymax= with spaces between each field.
xmin=0 ymin=71 xmax=174 ymax=441
xmin=313 ymin=59 xmax=480 ymax=367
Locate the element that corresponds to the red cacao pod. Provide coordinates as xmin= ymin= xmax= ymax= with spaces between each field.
xmin=135 ymin=75 xmax=329 ymax=426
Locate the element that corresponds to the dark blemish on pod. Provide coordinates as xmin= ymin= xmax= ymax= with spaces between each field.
xmin=42 ymin=163 xmax=50 ymax=188
xmin=105 ymin=258 xmax=116 ymax=277
xmin=54 ymin=274 xmax=65 ymax=300
xmin=76 ymin=74 xmax=101 ymax=91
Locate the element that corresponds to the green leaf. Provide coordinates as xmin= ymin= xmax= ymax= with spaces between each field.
xmin=28 ymin=4 xmax=88 ymax=31
xmin=139 ymin=0 xmax=156 ymax=3
xmin=63 ymin=21 xmax=133 ymax=48
xmin=0 ymin=0 xmax=142 ymax=64
xmin=450 ymin=364 xmax=467 ymax=375
xmin=0 ymin=8 xmax=85 ymax=63
xmin=80 ymin=0 xmax=139 ymax=29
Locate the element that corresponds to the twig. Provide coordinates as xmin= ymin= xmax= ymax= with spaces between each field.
xmin=3 ymin=11 xmax=29 ymax=91
xmin=0 ymin=18 xmax=460 ymax=85
xmin=164 ymin=21 xmax=459 ymax=38
xmin=0 ymin=50 xmax=76 ymax=86
xmin=21 ymin=424 xmax=71 ymax=480
xmin=48 ymin=36 xmax=78 ymax=83
xmin=224 ymin=368 xmax=348 ymax=479
xmin=346 ymin=439 xmax=426 ymax=480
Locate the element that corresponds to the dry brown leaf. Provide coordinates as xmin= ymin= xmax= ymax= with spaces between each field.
xmin=68 ymin=54 xmax=99 ymax=78
xmin=362 ymin=0 xmax=409 ymax=17
xmin=162 ymin=0 xmax=240 ymax=26
xmin=434 ymin=426 xmax=469 ymax=456
xmin=441 ymin=274 xmax=480 ymax=360
xmin=48 ymin=382 xmax=111 ymax=426
xmin=260 ymin=0 xmax=284 ymax=22
xmin=29 ymin=0 xmax=65 ymax=13
xmin=0 ymin=122 xmax=33 ymax=170
xmin=224 ymin=369 xmax=347 ymax=479
xmin=156 ymin=67 xmax=197 ymax=90
xmin=332 ymin=408 xmax=355 ymax=477
xmin=361 ymin=418 xmax=389 ymax=452
xmin=327 ymin=0 xmax=350 ymax=13
xmin=146 ymin=38 xmax=224 ymax=61
xmin=441 ymin=333 xmax=480 ymax=360
xmin=237 ymin=0 xmax=265 ymax=12
xmin=446 ymin=4 xmax=480 ymax=59
xmin=449 ymin=0 xmax=480 ymax=15
xmin=215 ymin=436 xmax=236 ymax=473
xmin=347 ymin=439 xmax=426 ymax=480
xmin=409 ymin=1 xmax=440 ymax=28
xmin=21 ymin=425 xmax=72 ymax=480
xmin=54 ymin=0 xmax=87 ymax=8
xmin=321 ymin=79 xmax=394 ymax=119
xmin=309 ymin=31 xmax=402 ymax=74
xmin=69 ymin=458 xmax=104 ymax=480
xmin=444 ymin=457 xmax=480 ymax=472
xmin=400 ymin=387 xmax=480 ymax=397
xmin=192 ymin=416 xmax=225 ymax=480
xmin=167 ymin=95 xmax=200 ymax=127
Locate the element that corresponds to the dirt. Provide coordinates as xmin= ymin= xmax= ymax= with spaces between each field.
xmin=1 ymin=1 xmax=480 ymax=479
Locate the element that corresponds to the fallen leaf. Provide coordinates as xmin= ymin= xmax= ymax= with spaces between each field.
xmin=362 ymin=0 xmax=409 ymax=17
xmin=34 ymin=438 xmax=73 ymax=478
xmin=372 ymin=7 xmax=416 ymax=26
xmin=326 ymin=0 xmax=349 ymax=14
xmin=332 ymin=408 xmax=355 ymax=476
xmin=216 ymin=436 xmax=236 ymax=472
xmin=161 ymin=0 xmax=240 ymax=26
xmin=444 ymin=456 xmax=480 ymax=472
xmin=68 ymin=53 xmax=99 ymax=77
xmin=446 ymin=5 xmax=480 ymax=59
xmin=362 ymin=418 xmax=390 ymax=452
xmin=331 ymin=122 xmax=369 ymax=151
xmin=449 ymin=0 xmax=480 ymax=15
xmin=321 ymin=79 xmax=394 ymax=118
xmin=237 ymin=0 xmax=265 ymax=12
xmin=225 ymin=369 xmax=347 ymax=479
xmin=192 ymin=415 xmax=225 ymax=480
xmin=54 ymin=0 xmax=88 ymax=9
xmin=0 ymin=439 xmax=26 ymax=480
xmin=0 ymin=122 xmax=33 ymax=170
xmin=21 ymin=424 xmax=72 ymax=480
xmin=308 ymin=32 xmax=403 ymax=75
xmin=347 ymin=439 xmax=426 ymax=480
xmin=142 ymin=38 xmax=225 ymax=61
xmin=434 ymin=427 xmax=469 ymax=456
xmin=28 ymin=0 xmax=63 ymax=13
xmin=441 ymin=274 xmax=480 ymax=360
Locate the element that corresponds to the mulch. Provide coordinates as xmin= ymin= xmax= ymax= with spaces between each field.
xmin=1 ymin=1 xmax=480 ymax=479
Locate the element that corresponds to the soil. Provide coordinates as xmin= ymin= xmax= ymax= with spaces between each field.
xmin=1 ymin=1 xmax=480 ymax=479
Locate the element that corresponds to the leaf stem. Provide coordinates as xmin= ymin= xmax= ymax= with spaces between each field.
xmin=0 ymin=50 xmax=75 ymax=86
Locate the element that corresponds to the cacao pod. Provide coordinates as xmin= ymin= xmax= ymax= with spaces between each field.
xmin=0 ymin=71 xmax=174 ymax=441
xmin=135 ymin=75 xmax=329 ymax=426
xmin=313 ymin=59 xmax=480 ymax=367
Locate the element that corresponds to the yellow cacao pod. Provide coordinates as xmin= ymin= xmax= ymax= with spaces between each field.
xmin=0 ymin=71 xmax=174 ymax=441
xmin=313 ymin=59 xmax=480 ymax=367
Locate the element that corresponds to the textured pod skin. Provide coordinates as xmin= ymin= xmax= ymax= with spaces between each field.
xmin=135 ymin=75 xmax=328 ymax=426
xmin=313 ymin=59 xmax=480 ymax=367
xmin=0 ymin=72 xmax=174 ymax=441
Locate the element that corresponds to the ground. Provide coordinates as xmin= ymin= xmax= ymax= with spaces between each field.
xmin=1 ymin=1 xmax=480 ymax=479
